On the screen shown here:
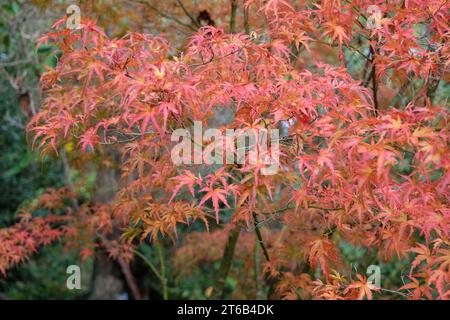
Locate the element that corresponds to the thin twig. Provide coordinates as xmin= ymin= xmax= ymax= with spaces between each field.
xmin=175 ymin=0 xmax=200 ymax=28
xmin=117 ymin=256 xmax=143 ymax=300
xmin=132 ymin=249 xmax=164 ymax=282
xmin=137 ymin=0 xmax=196 ymax=31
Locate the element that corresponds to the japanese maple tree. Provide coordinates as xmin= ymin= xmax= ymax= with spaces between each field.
xmin=1 ymin=0 xmax=449 ymax=300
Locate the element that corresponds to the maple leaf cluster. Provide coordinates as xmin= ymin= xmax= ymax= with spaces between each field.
xmin=0 ymin=214 xmax=66 ymax=276
xmin=1 ymin=0 xmax=448 ymax=299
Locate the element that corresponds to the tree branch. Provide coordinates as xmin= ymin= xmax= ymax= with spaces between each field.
xmin=252 ymin=213 xmax=279 ymax=299
xmin=212 ymin=224 xmax=241 ymax=299
xmin=117 ymin=256 xmax=143 ymax=300
xmin=243 ymin=5 xmax=250 ymax=35
xmin=175 ymin=0 xmax=200 ymax=28
xmin=230 ymin=0 xmax=238 ymax=33
xmin=133 ymin=247 xmax=169 ymax=299
xmin=97 ymin=234 xmax=142 ymax=300
xmin=137 ymin=0 xmax=197 ymax=31
xmin=253 ymin=214 xmax=270 ymax=262
xmin=371 ymin=45 xmax=379 ymax=114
